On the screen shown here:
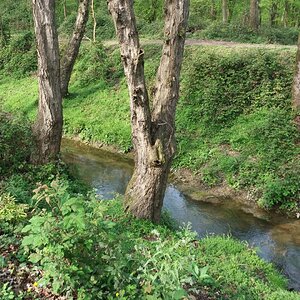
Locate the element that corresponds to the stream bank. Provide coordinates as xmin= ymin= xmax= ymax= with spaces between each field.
xmin=61 ymin=138 xmax=300 ymax=291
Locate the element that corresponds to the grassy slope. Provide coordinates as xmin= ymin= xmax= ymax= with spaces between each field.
xmin=0 ymin=44 xmax=299 ymax=213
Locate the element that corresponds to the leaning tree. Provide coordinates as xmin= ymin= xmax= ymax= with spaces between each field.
xmin=60 ymin=0 xmax=90 ymax=97
xmin=108 ymin=0 xmax=189 ymax=222
xmin=31 ymin=0 xmax=62 ymax=164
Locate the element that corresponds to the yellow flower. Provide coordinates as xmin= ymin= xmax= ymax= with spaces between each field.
xmin=116 ymin=292 xmax=120 ymax=297
xmin=33 ymin=282 xmax=38 ymax=287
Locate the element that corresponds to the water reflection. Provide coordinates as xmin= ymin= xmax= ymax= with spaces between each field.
xmin=61 ymin=139 xmax=300 ymax=290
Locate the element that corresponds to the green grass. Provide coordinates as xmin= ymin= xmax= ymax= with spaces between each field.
xmin=0 ymin=44 xmax=299 ymax=212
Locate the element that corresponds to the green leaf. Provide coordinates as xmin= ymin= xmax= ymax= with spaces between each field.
xmin=29 ymin=253 xmax=42 ymax=263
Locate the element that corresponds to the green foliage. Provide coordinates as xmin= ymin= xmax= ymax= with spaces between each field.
xmin=0 ymin=31 xmax=36 ymax=78
xmin=0 ymin=112 xmax=33 ymax=177
xmin=194 ymin=22 xmax=299 ymax=45
xmin=21 ymin=179 xmax=107 ymax=296
xmin=134 ymin=0 xmax=163 ymax=23
xmin=0 ymin=18 xmax=10 ymax=47
xmin=72 ymin=42 xmax=112 ymax=87
xmin=19 ymin=179 xmax=298 ymax=299
xmin=0 ymin=159 xmax=297 ymax=299
xmin=175 ymin=47 xmax=299 ymax=211
xmin=0 ymin=44 xmax=299 ymax=211
xmin=20 ymin=179 xmax=203 ymax=298
xmin=57 ymin=0 xmax=116 ymax=40
xmin=0 ymin=193 xmax=28 ymax=222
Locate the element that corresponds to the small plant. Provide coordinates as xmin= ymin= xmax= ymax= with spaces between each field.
xmin=0 ymin=193 xmax=28 ymax=222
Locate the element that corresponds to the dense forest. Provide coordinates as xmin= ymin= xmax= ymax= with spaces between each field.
xmin=1 ymin=0 xmax=300 ymax=44
xmin=0 ymin=0 xmax=300 ymax=299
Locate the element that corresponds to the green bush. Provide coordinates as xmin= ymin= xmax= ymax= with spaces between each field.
xmin=175 ymin=47 xmax=299 ymax=211
xmin=194 ymin=22 xmax=299 ymax=45
xmin=0 ymin=31 xmax=37 ymax=78
xmin=0 ymin=193 xmax=28 ymax=222
xmin=71 ymin=42 xmax=112 ymax=87
xmin=0 ymin=19 xmax=10 ymax=47
xmin=19 ymin=179 xmax=297 ymax=299
xmin=0 ymin=112 xmax=33 ymax=177
xmin=20 ymin=179 xmax=208 ymax=299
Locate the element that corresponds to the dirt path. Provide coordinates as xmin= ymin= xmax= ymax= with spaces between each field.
xmin=103 ymin=38 xmax=296 ymax=49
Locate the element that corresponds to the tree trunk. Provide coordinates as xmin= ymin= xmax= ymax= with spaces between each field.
xmin=60 ymin=0 xmax=90 ymax=97
xmin=249 ymin=0 xmax=260 ymax=31
xmin=210 ymin=0 xmax=216 ymax=20
xmin=222 ymin=0 xmax=229 ymax=24
xmin=63 ymin=0 xmax=67 ymax=20
xmin=269 ymin=2 xmax=277 ymax=26
xmin=91 ymin=0 xmax=96 ymax=42
xmin=31 ymin=0 xmax=63 ymax=164
xmin=108 ymin=0 xmax=189 ymax=223
xmin=292 ymin=34 xmax=300 ymax=110
xmin=282 ymin=0 xmax=289 ymax=27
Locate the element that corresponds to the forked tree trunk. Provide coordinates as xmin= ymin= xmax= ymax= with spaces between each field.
xmin=249 ymin=0 xmax=260 ymax=31
xmin=222 ymin=0 xmax=229 ymax=24
xmin=108 ymin=0 xmax=189 ymax=223
xmin=292 ymin=34 xmax=300 ymax=110
xmin=32 ymin=0 xmax=63 ymax=164
xmin=60 ymin=0 xmax=90 ymax=97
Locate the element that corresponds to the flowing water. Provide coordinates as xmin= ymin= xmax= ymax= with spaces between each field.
xmin=61 ymin=139 xmax=300 ymax=291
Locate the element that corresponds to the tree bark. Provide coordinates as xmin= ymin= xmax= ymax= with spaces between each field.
xmin=91 ymin=0 xmax=96 ymax=42
xmin=63 ymin=0 xmax=67 ymax=20
xmin=222 ymin=0 xmax=229 ymax=24
xmin=60 ymin=0 xmax=90 ymax=97
xmin=282 ymin=0 xmax=289 ymax=27
xmin=31 ymin=0 xmax=63 ymax=164
xmin=210 ymin=0 xmax=216 ymax=20
xmin=292 ymin=34 xmax=300 ymax=110
xmin=249 ymin=0 xmax=260 ymax=31
xmin=269 ymin=2 xmax=277 ymax=27
xmin=108 ymin=0 xmax=189 ymax=223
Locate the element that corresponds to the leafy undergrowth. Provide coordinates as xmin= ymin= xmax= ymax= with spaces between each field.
xmin=0 ymin=113 xmax=299 ymax=299
xmin=0 ymin=44 xmax=299 ymax=213
xmin=1 ymin=180 xmax=300 ymax=300
xmin=191 ymin=23 xmax=299 ymax=45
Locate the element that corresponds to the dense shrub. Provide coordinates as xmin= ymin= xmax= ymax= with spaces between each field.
xmin=0 ymin=113 xmax=33 ymax=177
xmin=0 ymin=31 xmax=37 ymax=78
xmin=175 ymin=47 xmax=299 ymax=210
xmin=194 ymin=22 xmax=299 ymax=45
xmin=18 ymin=180 xmax=296 ymax=299
xmin=71 ymin=42 xmax=112 ymax=87
xmin=0 ymin=19 xmax=10 ymax=47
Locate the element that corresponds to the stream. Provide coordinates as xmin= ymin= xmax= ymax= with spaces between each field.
xmin=61 ymin=139 xmax=300 ymax=291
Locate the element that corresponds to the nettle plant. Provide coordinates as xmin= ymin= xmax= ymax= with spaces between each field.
xmin=20 ymin=179 xmax=212 ymax=299
xmin=21 ymin=179 xmax=115 ymax=297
